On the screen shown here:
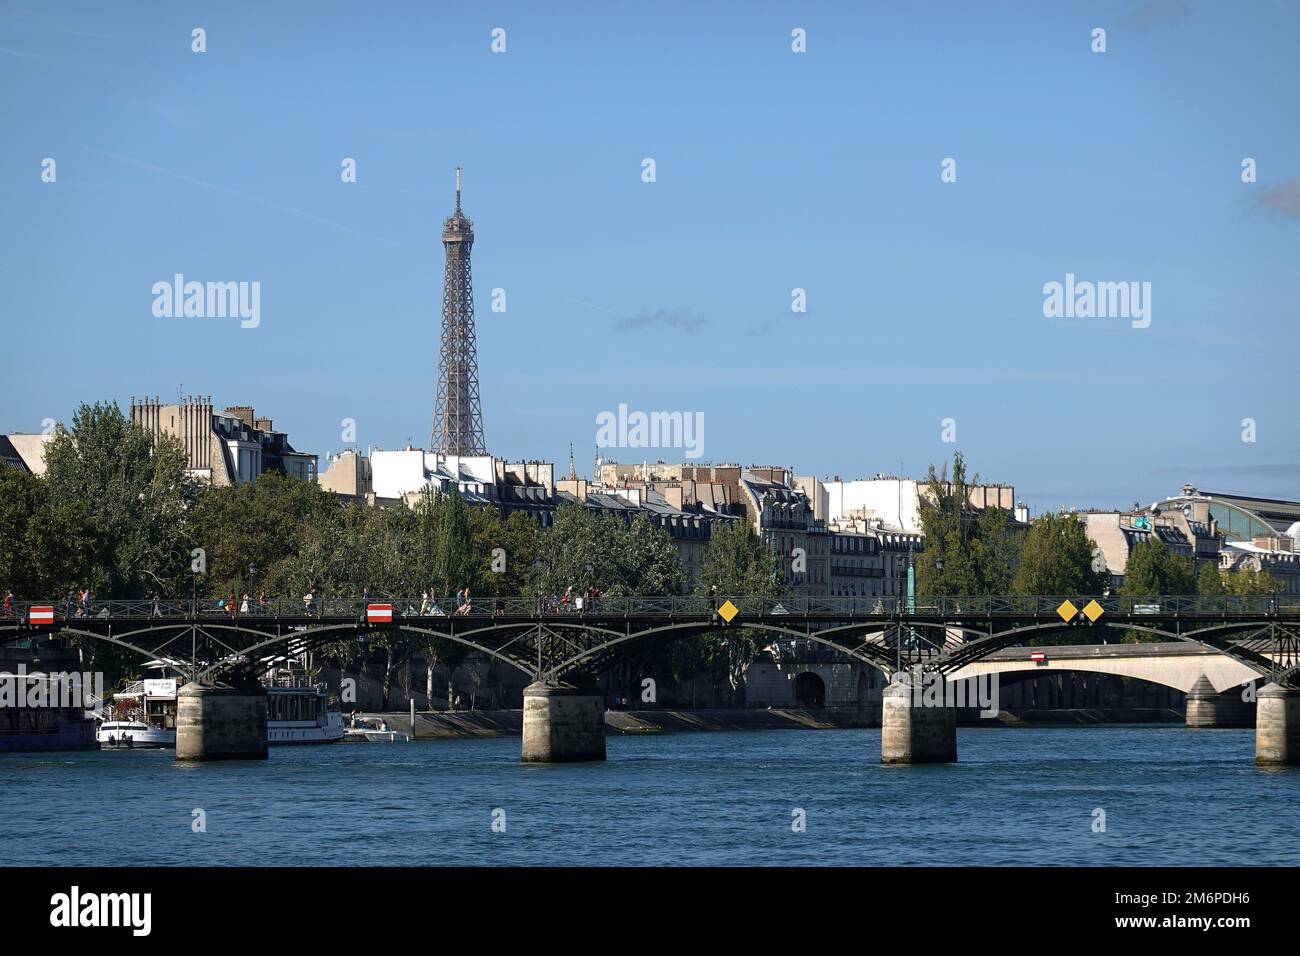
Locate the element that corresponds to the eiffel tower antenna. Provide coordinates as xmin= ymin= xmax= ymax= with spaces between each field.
xmin=430 ymin=166 xmax=487 ymax=455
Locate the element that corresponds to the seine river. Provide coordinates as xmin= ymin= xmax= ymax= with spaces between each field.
xmin=4 ymin=726 xmax=1298 ymax=867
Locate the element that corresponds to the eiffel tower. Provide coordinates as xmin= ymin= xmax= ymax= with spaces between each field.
xmin=430 ymin=166 xmax=488 ymax=455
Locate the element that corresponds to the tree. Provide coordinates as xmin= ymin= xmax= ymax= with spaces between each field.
xmin=466 ymin=506 xmax=539 ymax=598
xmin=530 ymin=503 xmax=682 ymax=598
xmin=0 ymin=469 xmax=98 ymax=598
xmin=697 ymin=519 xmax=779 ymax=598
xmin=621 ymin=514 xmax=686 ymax=596
xmin=1013 ymin=512 xmax=1105 ymax=596
xmin=189 ymin=471 xmax=342 ymax=600
xmin=1196 ymin=561 xmax=1225 ymax=596
xmin=696 ymin=519 xmax=780 ymax=704
xmin=1120 ymin=537 xmax=1197 ymax=643
xmin=970 ymin=505 xmax=1019 ymax=595
xmin=42 ymin=401 xmax=194 ymax=597
xmin=1121 ymin=538 xmax=1197 ymax=597
xmin=915 ymin=452 xmax=1018 ymax=596
xmin=425 ymin=489 xmax=478 ymax=600
xmin=1223 ymin=567 xmax=1280 ymax=596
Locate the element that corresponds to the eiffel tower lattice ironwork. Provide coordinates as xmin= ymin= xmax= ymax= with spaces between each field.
xmin=430 ymin=166 xmax=487 ymax=455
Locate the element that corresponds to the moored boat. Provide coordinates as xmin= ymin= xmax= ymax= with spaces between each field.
xmin=97 ymin=675 xmax=177 ymax=748
xmin=343 ymin=715 xmax=410 ymax=743
xmin=265 ymin=666 xmax=345 ymax=745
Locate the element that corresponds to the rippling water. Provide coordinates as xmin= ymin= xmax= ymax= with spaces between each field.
xmin=3 ymin=726 xmax=1297 ymax=866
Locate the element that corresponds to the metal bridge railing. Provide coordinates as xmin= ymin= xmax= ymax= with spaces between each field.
xmin=2 ymin=594 xmax=1296 ymax=623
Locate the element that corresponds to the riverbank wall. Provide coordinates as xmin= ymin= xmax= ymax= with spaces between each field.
xmin=357 ymin=705 xmax=1185 ymax=739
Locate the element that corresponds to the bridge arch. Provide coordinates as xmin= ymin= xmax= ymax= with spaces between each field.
xmin=196 ymin=621 xmax=543 ymax=682
xmin=49 ymin=627 xmax=190 ymax=672
xmin=547 ymin=620 xmax=899 ymax=678
xmin=935 ymin=620 xmax=1288 ymax=681
xmin=948 ymin=650 xmax=1261 ymax=695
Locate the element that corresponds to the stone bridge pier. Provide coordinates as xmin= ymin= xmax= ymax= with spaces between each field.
xmin=176 ymin=679 xmax=268 ymax=761
xmin=521 ymin=681 xmax=606 ymax=763
xmin=1185 ymin=675 xmax=1255 ymax=728
xmin=881 ymin=678 xmax=957 ymax=765
xmin=1256 ymin=684 xmax=1300 ymax=766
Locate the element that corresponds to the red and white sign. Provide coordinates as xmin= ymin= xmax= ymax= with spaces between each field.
xmin=28 ymin=606 xmax=55 ymax=624
xmin=366 ymin=603 xmax=393 ymax=624
xmin=1029 ymin=651 xmax=1047 ymax=662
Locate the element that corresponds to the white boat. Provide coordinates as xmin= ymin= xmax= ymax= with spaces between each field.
xmin=97 ymin=676 xmax=178 ymax=749
xmin=97 ymin=719 xmax=176 ymax=748
xmin=343 ymin=715 xmax=410 ymax=743
xmin=266 ymin=669 xmax=345 ymax=745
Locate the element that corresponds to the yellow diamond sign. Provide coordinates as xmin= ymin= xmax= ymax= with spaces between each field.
xmin=718 ymin=600 xmax=739 ymax=623
xmin=1056 ymin=599 xmax=1078 ymax=622
xmin=1082 ymin=599 xmax=1104 ymax=622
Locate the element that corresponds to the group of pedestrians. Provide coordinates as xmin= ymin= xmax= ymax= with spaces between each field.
xmin=62 ymin=588 xmax=94 ymax=618
xmin=545 ymin=584 xmax=602 ymax=614
xmin=224 ymin=592 xmax=253 ymax=616
xmin=414 ymin=587 xmax=476 ymax=616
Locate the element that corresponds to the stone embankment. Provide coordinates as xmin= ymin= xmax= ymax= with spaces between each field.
xmin=356 ymin=706 xmax=1185 ymax=739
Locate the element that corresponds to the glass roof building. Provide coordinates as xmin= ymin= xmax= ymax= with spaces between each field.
xmin=1151 ymin=484 xmax=1300 ymax=545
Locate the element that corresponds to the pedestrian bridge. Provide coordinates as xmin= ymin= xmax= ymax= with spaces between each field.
xmin=3 ymin=594 xmax=1298 ymax=766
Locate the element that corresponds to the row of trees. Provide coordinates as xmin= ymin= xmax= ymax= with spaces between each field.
xmin=916 ymin=451 xmax=1280 ymax=602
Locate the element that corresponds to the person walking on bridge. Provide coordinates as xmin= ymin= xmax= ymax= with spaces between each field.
xmin=2 ymin=590 xmax=12 ymax=618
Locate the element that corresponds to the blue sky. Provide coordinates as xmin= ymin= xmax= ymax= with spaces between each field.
xmin=3 ymin=0 xmax=1297 ymax=513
